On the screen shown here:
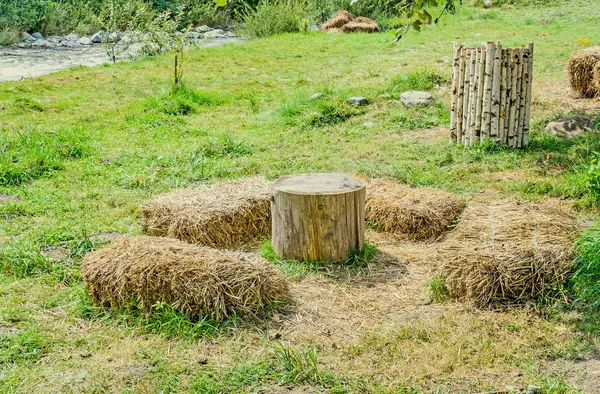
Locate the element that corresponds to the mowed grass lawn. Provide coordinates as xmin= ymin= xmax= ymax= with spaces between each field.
xmin=2 ymin=1 xmax=600 ymax=393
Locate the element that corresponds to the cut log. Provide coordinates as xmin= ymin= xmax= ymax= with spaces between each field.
xmin=271 ymin=173 xmax=366 ymax=262
xmin=482 ymin=42 xmax=495 ymax=138
xmin=490 ymin=42 xmax=502 ymax=140
xmin=522 ymin=43 xmax=534 ymax=147
xmin=450 ymin=41 xmax=463 ymax=143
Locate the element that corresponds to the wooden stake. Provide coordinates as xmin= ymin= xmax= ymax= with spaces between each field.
xmin=464 ymin=49 xmax=476 ymax=144
xmin=474 ymin=49 xmax=486 ymax=142
xmin=482 ymin=42 xmax=495 ymax=139
xmin=514 ymin=49 xmax=524 ymax=148
xmin=490 ymin=42 xmax=502 ymax=140
xmin=522 ymin=43 xmax=534 ymax=147
xmin=508 ymin=49 xmax=518 ymax=148
xmin=518 ymin=48 xmax=530 ymax=148
xmin=450 ymin=42 xmax=463 ymax=143
xmin=499 ymin=49 xmax=508 ymax=144
xmin=456 ymin=47 xmax=467 ymax=144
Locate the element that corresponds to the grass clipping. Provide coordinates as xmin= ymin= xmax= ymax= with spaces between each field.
xmin=320 ymin=10 xmax=379 ymax=33
xmin=437 ymin=199 xmax=576 ymax=305
xmin=365 ymin=178 xmax=466 ymax=240
xmin=568 ymin=47 xmax=600 ymax=98
xmin=81 ymin=236 xmax=290 ymax=320
xmin=141 ymin=177 xmax=271 ymax=249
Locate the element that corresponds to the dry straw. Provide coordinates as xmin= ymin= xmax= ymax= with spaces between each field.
xmin=437 ymin=198 xmax=577 ymax=305
xmin=568 ymin=47 xmax=600 ymax=98
xmin=364 ymin=178 xmax=466 ymax=240
xmin=320 ymin=10 xmax=379 ymax=33
xmin=81 ymin=236 xmax=290 ymax=320
xmin=141 ymin=177 xmax=271 ymax=249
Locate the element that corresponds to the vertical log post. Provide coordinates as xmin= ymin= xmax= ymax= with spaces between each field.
xmin=522 ymin=43 xmax=534 ymax=147
xmin=450 ymin=41 xmax=463 ymax=143
xmin=482 ymin=42 xmax=495 ymax=139
xmin=490 ymin=42 xmax=502 ymax=141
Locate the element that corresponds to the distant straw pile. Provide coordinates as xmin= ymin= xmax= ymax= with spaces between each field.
xmin=437 ymin=199 xmax=577 ymax=305
xmin=141 ymin=177 xmax=271 ymax=249
xmin=568 ymin=47 xmax=600 ymax=98
xmin=81 ymin=236 xmax=290 ymax=320
xmin=365 ymin=178 xmax=466 ymax=240
xmin=320 ymin=10 xmax=379 ymax=33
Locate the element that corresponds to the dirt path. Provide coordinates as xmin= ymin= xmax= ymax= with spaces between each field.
xmin=0 ymin=37 xmax=240 ymax=82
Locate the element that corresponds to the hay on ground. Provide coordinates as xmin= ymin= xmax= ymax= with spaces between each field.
xmin=81 ymin=236 xmax=290 ymax=320
xmin=320 ymin=9 xmax=355 ymax=31
xmin=341 ymin=17 xmax=379 ymax=33
xmin=568 ymin=47 xmax=600 ymax=98
xmin=437 ymin=199 xmax=577 ymax=305
xmin=365 ymin=178 xmax=466 ymax=240
xmin=141 ymin=176 xmax=271 ymax=249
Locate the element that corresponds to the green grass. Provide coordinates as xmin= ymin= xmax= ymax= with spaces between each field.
xmin=1 ymin=1 xmax=600 ymax=392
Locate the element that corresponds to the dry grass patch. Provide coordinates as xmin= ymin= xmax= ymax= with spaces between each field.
xmin=568 ymin=47 xmax=600 ymax=98
xmin=365 ymin=178 xmax=466 ymax=240
xmin=140 ymin=176 xmax=271 ymax=249
xmin=320 ymin=10 xmax=379 ymax=33
xmin=81 ymin=236 xmax=290 ymax=320
xmin=437 ymin=198 xmax=577 ymax=305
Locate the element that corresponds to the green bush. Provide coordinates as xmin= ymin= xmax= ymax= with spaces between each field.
xmin=239 ymin=0 xmax=306 ymax=39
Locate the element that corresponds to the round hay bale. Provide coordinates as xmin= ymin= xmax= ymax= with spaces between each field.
xmin=81 ymin=236 xmax=291 ymax=320
xmin=568 ymin=47 xmax=600 ymax=98
xmin=435 ymin=198 xmax=577 ymax=305
xmin=141 ymin=177 xmax=271 ymax=249
xmin=320 ymin=9 xmax=355 ymax=31
xmin=365 ymin=178 xmax=466 ymax=240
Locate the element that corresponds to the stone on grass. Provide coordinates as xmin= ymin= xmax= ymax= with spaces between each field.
xmin=21 ymin=32 xmax=36 ymax=42
xmin=309 ymin=93 xmax=325 ymax=100
xmin=78 ymin=37 xmax=93 ymax=45
xmin=545 ymin=116 xmax=595 ymax=139
xmin=347 ymin=96 xmax=368 ymax=106
xmin=400 ymin=91 xmax=433 ymax=107
xmin=31 ymin=32 xmax=43 ymax=40
xmin=196 ymin=25 xmax=213 ymax=33
xmin=65 ymin=33 xmax=81 ymax=42
xmin=187 ymin=31 xmax=203 ymax=39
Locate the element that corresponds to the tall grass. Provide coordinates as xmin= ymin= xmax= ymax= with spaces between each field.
xmin=570 ymin=225 xmax=600 ymax=333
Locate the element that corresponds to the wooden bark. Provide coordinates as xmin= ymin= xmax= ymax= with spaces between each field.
xmin=490 ymin=43 xmax=502 ymax=140
xmin=464 ymin=49 xmax=476 ymax=144
xmin=514 ymin=49 xmax=524 ymax=148
xmin=482 ymin=42 xmax=495 ymax=138
xmin=508 ymin=49 xmax=518 ymax=148
xmin=450 ymin=42 xmax=463 ymax=143
xmin=501 ymin=49 xmax=509 ymax=144
xmin=475 ymin=49 xmax=486 ymax=142
xmin=271 ymin=173 xmax=366 ymax=262
xmin=522 ymin=43 xmax=534 ymax=147
xmin=470 ymin=49 xmax=481 ymax=143
xmin=456 ymin=47 xmax=467 ymax=143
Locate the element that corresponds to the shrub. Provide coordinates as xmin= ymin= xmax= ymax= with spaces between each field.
xmin=390 ymin=70 xmax=446 ymax=91
xmin=239 ymin=0 xmax=305 ymax=39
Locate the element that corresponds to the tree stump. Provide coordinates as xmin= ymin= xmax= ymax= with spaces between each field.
xmin=271 ymin=173 xmax=366 ymax=262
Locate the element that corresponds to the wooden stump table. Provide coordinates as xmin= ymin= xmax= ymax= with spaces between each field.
xmin=271 ymin=173 xmax=366 ymax=262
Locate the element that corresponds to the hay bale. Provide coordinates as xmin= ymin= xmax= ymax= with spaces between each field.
xmin=141 ymin=177 xmax=271 ymax=249
xmin=365 ymin=178 xmax=466 ymax=240
xmin=81 ymin=236 xmax=290 ymax=320
xmin=568 ymin=47 xmax=600 ymax=98
xmin=320 ymin=9 xmax=355 ymax=31
xmin=437 ymin=199 xmax=577 ymax=305
xmin=341 ymin=21 xmax=379 ymax=33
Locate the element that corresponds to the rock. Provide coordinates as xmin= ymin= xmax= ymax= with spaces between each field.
xmin=17 ymin=42 xmax=32 ymax=49
xmin=545 ymin=116 xmax=595 ymax=139
xmin=78 ymin=37 xmax=93 ymax=45
xmin=400 ymin=91 xmax=433 ymax=107
xmin=21 ymin=32 xmax=36 ymax=42
xmin=108 ymin=32 xmax=120 ymax=42
xmin=90 ymin=30 xmax=108 ymax=43
xmin=65 ymin=33 xmax=81 ymax=41
xmin=204 ymin=29 xmax=226 ymax=39
xmin=346 ymin=96 xmax=369 ymax=106
xmin=187 ymin=31 xmax=203 ymax=39
xmin=31 ymin=32 xmax=43 ymax=40
xmin=196 ymin=25 xmax=213 ymax=33
xmin=309 ymin=93 xmax=325 ymax=100
xmin=32 ymin=40 xmax=56 ymax=49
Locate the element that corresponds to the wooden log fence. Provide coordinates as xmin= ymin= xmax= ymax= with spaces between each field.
xmin=450 ymin=41 xmax=534 ymax=148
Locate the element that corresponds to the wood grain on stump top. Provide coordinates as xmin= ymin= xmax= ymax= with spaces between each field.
xmin=272 ymin=173 xmax=364 ymax=195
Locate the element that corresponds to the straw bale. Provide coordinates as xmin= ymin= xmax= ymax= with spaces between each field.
xmin=365 ymin=178 xmax=466 ymax=240
xmin=437 ymin=198 xmax=577 ymax=305
xmin=141 ymin=177 xmax=271 ymax=249
xmin=320 ymin=9 xmax=355 ymax=31
xmin=81 ymin=236 xmax=290 ymax=320
xmin=568 ymin=47 xmax=600 ymax=98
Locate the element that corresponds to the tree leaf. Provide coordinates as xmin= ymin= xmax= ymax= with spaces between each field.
xmin=214 ymin=0 xmax=227 ymax=7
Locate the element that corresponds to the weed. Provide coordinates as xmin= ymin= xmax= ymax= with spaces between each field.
xmin=145 ymin=87 xmax=228 ymax=115
xmin=0 ymin=329 xmax=51 ymax=365
xmin=199 ymin=133 xmax=254 ymax=158
xmin=426 ymin=274 xmax=451 ymax=303
xmin=390 ymin=70 xmax=446 ymax=92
